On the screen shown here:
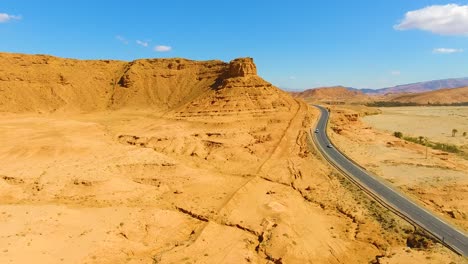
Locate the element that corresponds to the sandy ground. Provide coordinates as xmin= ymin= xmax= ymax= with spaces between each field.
xmin=327 ymin=105 xmax=468 ymax=235
xmin=363 ymin=106 xmax=468 ymax=148
xmin=0 ymin=104 xmax=355 ymax=263
xmin=0 ymin=104 xmax=464 ymax=263
xmin=1 ymin=53 xmax=465 ymax=263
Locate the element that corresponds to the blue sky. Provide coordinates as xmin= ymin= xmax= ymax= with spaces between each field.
xmin=1 ymin=1 xmax=468 ymax=90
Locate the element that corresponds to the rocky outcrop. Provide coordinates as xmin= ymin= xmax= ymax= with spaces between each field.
xmin=293 ymin=86 xmax=371 ymax=103
xmin=344 ymin=113 xmax=359 ymax=122
xmin=174 ymin=58 xmax=294 ymax=118
xmin=0 ymin=53 xmax=292 ymax=113
xmin=226 ymin=58 xmax=257 ymax=78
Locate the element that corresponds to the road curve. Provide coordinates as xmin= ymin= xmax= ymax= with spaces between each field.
xmin=312 ymin=105 xmax=468 ymax=256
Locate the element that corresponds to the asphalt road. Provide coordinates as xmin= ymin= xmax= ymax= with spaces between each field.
xmin=313 ymin=105 xmax=468 ymax=256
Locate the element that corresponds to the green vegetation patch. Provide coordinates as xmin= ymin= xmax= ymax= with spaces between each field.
xmin=393 ymin=131 xmax=465 ymax=157
xmin=367 ymin=101 xmax=468 ymax=107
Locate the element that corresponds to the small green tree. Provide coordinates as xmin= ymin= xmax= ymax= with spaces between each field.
xmin=452 ymin=129 xmax=458 ymax=137
xmin=393 ymin=131 xmax=403 ymax=138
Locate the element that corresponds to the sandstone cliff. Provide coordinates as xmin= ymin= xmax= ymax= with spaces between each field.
xmin=0 ymin=53 xmax=293 ymax=113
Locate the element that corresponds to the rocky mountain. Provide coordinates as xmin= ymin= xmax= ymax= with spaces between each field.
xmin=292 ymin=86 xmax=370 ymax=103
xmin=360 ymin=78 xmax=468 ymax=95
xmin=389 ymin=86 xmax=468 ymax=104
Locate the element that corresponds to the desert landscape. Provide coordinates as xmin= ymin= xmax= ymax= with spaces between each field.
xmin=360 ymin=106 xmax=468 ymax=226
xmin=363 ymin=106 xmax=468 ymax=148
xmin=3 ymin=1 xmax=468 ymax=263
xmin=323 ymin=103 xmax=468 ymax=231
xmin=1 ymin=53 xmax=466 ymax=263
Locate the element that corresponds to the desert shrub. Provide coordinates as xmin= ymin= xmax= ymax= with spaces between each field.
xmin=402 ymin=136 xmax=419 ymax=144
xmin=431 ymin=142 xmax=460 ymax=153
xmin=406 ymin=233 xmax=434 ymax=249
xmin=393 ymin=131 xmax=403 ymax=138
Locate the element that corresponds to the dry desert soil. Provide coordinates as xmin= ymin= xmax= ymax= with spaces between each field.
xmin=0 ymin=53 xmax=466 ymax=263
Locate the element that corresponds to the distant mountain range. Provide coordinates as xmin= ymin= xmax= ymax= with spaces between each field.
xmin=350 ymin=77 xmax=468 ymax=95
xmin=292 ymin=86 xmax=370 ymax=102
xmin=388 ymin=86 xmax=468 ymax=104
xmin=294 ymin=77 xmax=468 ymax=104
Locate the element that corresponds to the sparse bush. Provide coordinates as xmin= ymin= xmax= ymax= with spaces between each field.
xmin=393 ymin=131 xmax=403 ymax=138
xmin=431 ymin=142 xmax=460 ymax=153
xmin=406 ymin=233 xmax=434 ymax=249
xmin=402 ymin=136 xmax=419 ymax=144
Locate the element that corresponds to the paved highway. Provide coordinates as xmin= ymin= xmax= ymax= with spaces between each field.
xmin=312 ymin=105 xmax=468 ymax=256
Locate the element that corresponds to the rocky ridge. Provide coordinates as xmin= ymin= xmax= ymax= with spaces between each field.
xmin=0 ymin=53 xmax=292 ymax=114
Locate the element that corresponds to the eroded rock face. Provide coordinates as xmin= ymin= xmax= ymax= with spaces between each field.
xmin=226 ymin=58 xmax=257 ymax=78
xmin=0 ymin=53 xmax=270 ymax=113
xmin=175 ymin=57 xmax=293 ymax=118
xmin=344 ymin=113 xmax=359 ymax=122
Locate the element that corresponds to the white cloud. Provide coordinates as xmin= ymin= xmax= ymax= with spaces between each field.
xmin=289 ymin=76 xmax=296 ymax=80
xmin=154 ymin=45 xmax=172 ymax=52
xmin=136 ymin=40 xmax=149 ymax=47
xmin=394 ymin=4 xmax=468 ymax=35
xmin=390 ymin=70 xmax=401 ymax=76
xmin=0 ymin=13 xmax=21 ymax=23
xmin=433 ymin=48 xmax=464 ymax=54
xmin=116 ymin=35 xmax=128 ymax=45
